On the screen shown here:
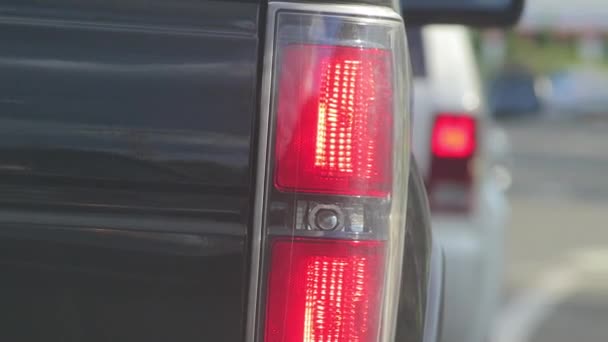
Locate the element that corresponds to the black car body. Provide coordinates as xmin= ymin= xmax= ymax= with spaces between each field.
xmin=0 ymin=1 xmax=443 ymax=341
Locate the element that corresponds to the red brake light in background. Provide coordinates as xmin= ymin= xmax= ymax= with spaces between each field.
xmin=274 ymin=44 xmax=393 ymax=197
xmin=428 ymin=113 xmax=477 ymax=213
xmin=265 ymin=238 xmax=385 ymax=342
xmin=431 ymin=114 xmax=476 ymax=158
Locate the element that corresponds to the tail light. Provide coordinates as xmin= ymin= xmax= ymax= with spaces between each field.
xmin=265 ymin=239 xmax=385 ymax=342
xmin=248 ymin=4 xmax=409 ymax=342
xmin=275 ymin=44 xmax=393 ymax=197
xmin=428 ymin=114 xmax=477 ymax=213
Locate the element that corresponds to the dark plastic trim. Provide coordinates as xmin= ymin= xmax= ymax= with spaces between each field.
xmin=401 ymin=0 xmax=524 ymax=27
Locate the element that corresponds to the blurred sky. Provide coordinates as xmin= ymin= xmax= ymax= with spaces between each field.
xmin=519 ymin=0 xmax=608 ymax=31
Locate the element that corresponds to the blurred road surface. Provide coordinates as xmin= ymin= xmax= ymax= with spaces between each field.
xmin=494 ymin=116 xmax=608 ymax=342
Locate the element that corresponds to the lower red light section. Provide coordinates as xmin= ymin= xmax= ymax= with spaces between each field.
xmin=265 ymin=238 xmax=385 ymax=342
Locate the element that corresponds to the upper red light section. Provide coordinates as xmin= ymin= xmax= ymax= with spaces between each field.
xmin=264 ymin=238 xmax=385 ymax=342
xmin=274 ymin=44 xmax=393 ymax=197
xmin=431 ymin=114 xmax=476 ymax=158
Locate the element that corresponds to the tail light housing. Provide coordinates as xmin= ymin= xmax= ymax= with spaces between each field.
xmin=428 ymin=113 xmax=477 ymax=213
xmin=248 ymin=4 xmax=409 ymax=342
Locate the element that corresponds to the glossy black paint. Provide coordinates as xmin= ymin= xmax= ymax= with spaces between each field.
xmin=0 ymin=1 xmax=260 ymax=341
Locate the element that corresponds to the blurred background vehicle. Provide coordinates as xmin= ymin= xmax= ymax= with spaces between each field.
xmin=408 ymin=25 xmax=511 ymax=342
xmin=539 ymin=67 xmax=608 ymax=118
xmin=489 ymin=65 xmax=542 ymax=119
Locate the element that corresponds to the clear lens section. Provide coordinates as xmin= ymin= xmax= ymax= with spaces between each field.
xmin=277 ymin=14 xmax=394 ymax=49
xmin=257 ymin=8 xmax=409 ymax=342
xmin=295 ymin=201 xmax=366 ymax=233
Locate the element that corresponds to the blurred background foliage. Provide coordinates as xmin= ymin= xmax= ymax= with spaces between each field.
xmin=506 ymin=31 xmax=608 ymax=73
xmin=474 ymin=30 xmax=608 ymax=76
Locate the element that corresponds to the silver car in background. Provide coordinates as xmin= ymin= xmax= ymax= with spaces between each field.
xmin=408 ymin=25 xmax=512 ymax=342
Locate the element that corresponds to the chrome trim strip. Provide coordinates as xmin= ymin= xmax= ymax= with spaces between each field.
xmin=381 ymin=19 xmax=411 ymax=342
xmin=268 ymin=1 xmax=402 ymax=20
xmin=245 ymin=3 xmax=405 ymax=342
xmin=243 ymin=2 xmax=275 ymax=341
xmin=423 ymin=239 xmax=445 ymax=342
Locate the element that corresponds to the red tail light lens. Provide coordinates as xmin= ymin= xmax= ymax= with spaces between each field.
xmin=431 ymin=114 xmax=476 ymax=158
xmin=274 ymin=44 xmax=393 ymax=197
xmin=265 ymin=238 xmax=385 ymax=342
xmin=428 ymin=114 xmax=477 ymax=212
